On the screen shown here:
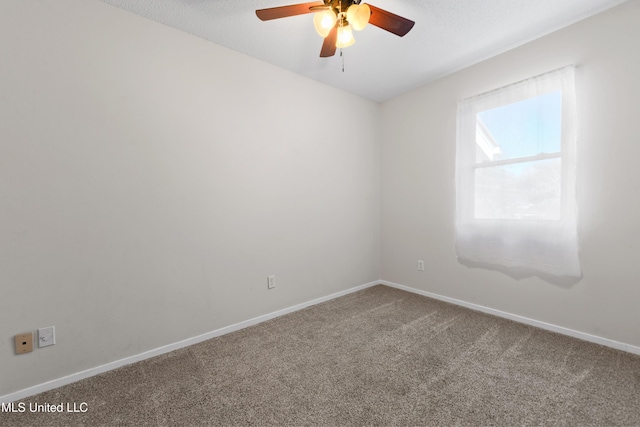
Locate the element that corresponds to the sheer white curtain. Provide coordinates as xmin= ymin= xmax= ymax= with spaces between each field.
xmin=455 ymin=66 xmax=581 ymax=277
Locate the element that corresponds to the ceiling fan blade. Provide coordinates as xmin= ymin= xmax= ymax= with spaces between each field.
xmin=256 ymin=1 xmax=325 ymax=21
xmin=367 ymin=4 xmax=415 ymax=37
xmin=320 ymin=25 xmax=338 ymax=57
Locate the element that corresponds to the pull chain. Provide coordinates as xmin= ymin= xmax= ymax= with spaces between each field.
xmin=340 ymin=48 xmax=345 ymax=72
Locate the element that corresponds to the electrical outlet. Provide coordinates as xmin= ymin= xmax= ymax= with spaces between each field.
xmin=267 ymin=275 xmax=275 ymax=289
xmin=38 ymin=326 xmax=56 ymax=348
xmin=418 ymin=260 xmax=425 ymax=271
xmin=15 ymin=332 xmax=33 ymax=354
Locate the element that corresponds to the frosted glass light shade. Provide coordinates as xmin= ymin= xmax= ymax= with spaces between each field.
xmin=346 ymin=3 xmax=370 ymax=31
xmin=336 ymin=24 xmax=355 ymax=48
xmin=313 ymin=10 xmax=337 ymax=38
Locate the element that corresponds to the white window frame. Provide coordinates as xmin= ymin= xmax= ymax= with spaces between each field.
xmin=455 ymin=66 xmax=581 ymax=277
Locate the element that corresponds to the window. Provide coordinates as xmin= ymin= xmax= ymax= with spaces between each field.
xmin=455 ymin=66 xmax=581 ymax=277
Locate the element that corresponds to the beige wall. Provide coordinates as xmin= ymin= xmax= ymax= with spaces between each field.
xmin=0 ymin=0 xmax=381 ymax=396
xmin=381 ymin=1 xmax=640 ymax=348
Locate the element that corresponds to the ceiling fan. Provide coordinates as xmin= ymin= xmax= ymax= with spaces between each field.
xmin=256 ymin=0 xmax=415 ymax=57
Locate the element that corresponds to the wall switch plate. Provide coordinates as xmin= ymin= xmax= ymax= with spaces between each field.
xmin=38 ymin=326 xmax=56 ymax=348
xmin=418 ymin=260 xmax=425 ymax=271
xmin=15 ymin=332 xmax=34 ymax=354
xmin=267 ymin=275 xmax=275 ymax=289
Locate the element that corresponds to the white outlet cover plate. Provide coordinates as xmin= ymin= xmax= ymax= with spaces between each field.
xmin=38 ymin=326 xmax=56 ymax=348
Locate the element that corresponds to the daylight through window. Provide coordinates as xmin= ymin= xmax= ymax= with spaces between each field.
xmin=475 ymin=91 xmax=562 ymax=220
xmin=455 ymin=66 xmax=581 ymax=277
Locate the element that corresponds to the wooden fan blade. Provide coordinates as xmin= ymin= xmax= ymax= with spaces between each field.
xmin=367 ymin=4 xmax=415 ymax=37
xmin=256 ymin=1 xmax=325 ymax=21
xmin=320 ymin=25 xmax=337 ymax=57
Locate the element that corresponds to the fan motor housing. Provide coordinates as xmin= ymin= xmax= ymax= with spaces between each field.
xmin=326 ymin=0 xmax=360 ymax=13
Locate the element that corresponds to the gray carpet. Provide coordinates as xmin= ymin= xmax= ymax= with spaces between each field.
xmin=2 ymin=285 xmax=640 ymax=426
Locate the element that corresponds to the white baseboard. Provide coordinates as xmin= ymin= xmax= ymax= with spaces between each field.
xmin=1 ymin=280 xmax=380 ymax=404
xmin=5 ymin=279 xmax=638 ymax=403
xmin=380 ymin=280 xmax=640 ymax=356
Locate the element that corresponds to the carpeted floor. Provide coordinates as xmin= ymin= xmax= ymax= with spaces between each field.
xmin=2 ymin=285 xmax=640 ymax=426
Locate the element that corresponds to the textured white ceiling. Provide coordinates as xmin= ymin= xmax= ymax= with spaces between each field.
xmin=97 ymin=0 xmax=628 ymax=102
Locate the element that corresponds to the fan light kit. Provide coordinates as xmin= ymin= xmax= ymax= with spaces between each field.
xmin=256 ymin=0 xmax=415 ymax=57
